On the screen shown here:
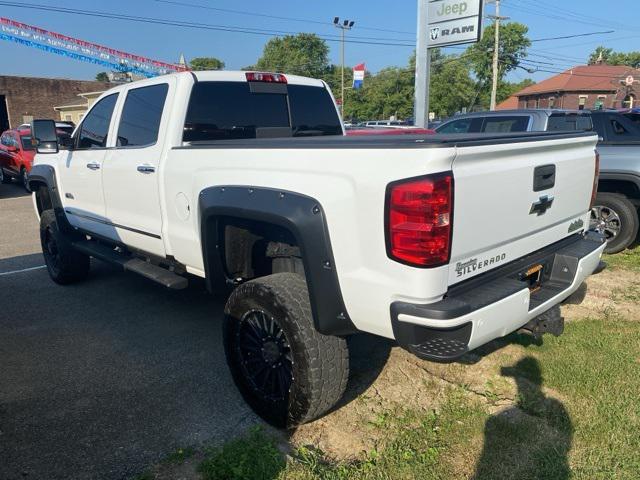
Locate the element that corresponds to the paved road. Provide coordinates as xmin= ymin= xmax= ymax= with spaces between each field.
xmin=0 ymin=184 xmax=260 ymax=479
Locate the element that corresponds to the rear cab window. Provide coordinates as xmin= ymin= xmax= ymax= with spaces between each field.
xmin=437 ymin=118 xmax=482 ymax=134
xmin=183 ymin=81 xmax=342 ymax=142
xmin=546 ymin=113 xmax=593 ymax=132
xmin=481 ymin=116 xmax=530 ymax=133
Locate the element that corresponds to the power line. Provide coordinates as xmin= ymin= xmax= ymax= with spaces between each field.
xmin=0 ymin=2 xmax=417 ymax=47
xmin=154 ymin=0 xmax=416 ymax=36
xmin=530 ymin=30 xmax=614 ymax=43
xmin=509 ymin=0 xmax=637 ymax=33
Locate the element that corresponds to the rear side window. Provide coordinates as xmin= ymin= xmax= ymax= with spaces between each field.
xmin=117 ymin=84 xmax=168 ymax=147
xmin=437 ymin=118 xmax=474 ymax=134
xmin=481 ymin=116 xmax=529 ymax=133
xmin=546 ymin=114 xmax=593 ymax=131
xmin=77 ymin=94 xmax=118 ymax=149
xmin=183 ymin=81 xmax=341 ymax=142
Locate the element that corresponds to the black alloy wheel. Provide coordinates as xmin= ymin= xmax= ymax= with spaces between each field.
xmin=235 ymin=309 xmax=293 ymax=405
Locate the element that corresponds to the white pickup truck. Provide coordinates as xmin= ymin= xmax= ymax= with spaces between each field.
xmin=29 ymin=71 xmax=606 ymax=427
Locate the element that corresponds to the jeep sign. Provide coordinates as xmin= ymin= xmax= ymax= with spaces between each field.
xmin=426 ymin=0 xmax=483 ymax=47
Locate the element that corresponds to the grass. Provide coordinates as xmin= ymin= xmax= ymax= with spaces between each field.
xmin=604 ymin=243 xmax=640 ymax=271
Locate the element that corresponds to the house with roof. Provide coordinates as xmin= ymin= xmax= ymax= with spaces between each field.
xmin=54 ymin=90 xmax=105 ymax=125
xmin=497 ymin=64 xmax=640 ymax=111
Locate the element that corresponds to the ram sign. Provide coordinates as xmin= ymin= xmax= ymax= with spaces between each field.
xmin=427 ymin=0 xmax=483 ymax=48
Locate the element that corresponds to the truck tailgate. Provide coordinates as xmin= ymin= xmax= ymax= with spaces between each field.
xmin=448 ymin=134 xmax=598 ymax=285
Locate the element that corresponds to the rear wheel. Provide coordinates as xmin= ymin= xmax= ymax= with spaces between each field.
xmin=223 ymin=273 xmax=349 ymax=428
xmin=40 ymin=210 xmax=90 ymax=284
xmin=590 ymin=193 xmax=639 ymax=254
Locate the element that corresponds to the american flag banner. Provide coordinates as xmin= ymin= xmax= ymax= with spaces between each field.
xmin=352 ymin=63 xmax=365 ymax=89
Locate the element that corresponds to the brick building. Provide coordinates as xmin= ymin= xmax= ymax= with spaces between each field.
xmin=0 ymin=75 xmax=111 ymax=130
xmin=497 ymin=64 xmax=640 ymax=111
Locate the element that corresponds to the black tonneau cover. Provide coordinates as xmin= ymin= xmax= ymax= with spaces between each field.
xmin=177 ymin=131 xmax=597 ymax=150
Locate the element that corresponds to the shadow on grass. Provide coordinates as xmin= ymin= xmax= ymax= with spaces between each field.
xmin=473 ymin=357 xmax=573 ymax=480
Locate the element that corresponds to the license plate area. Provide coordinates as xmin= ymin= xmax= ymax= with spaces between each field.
xmin=519 ymin=263 xmax=544 ymax=293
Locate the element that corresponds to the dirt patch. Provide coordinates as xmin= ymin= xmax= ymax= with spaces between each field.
xmin=562 ymin=268 xmax=640 ymax=321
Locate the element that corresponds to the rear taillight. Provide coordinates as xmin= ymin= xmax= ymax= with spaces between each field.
xmin=590 ymin=150 xmax=600 ymax=209
xmin=245 ymin=72 xmax=288 ymax=83
xmin=386 ymin=173 xmax=453 ymax=267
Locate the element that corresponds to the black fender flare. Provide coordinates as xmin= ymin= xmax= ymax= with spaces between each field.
xmin=199 ymin=185 xmax=357 ymax=336
xmin=27 ymin=164 xmax=74 ymax=232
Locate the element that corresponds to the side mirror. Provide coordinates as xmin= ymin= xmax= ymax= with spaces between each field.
xmin=31 ymin=119 xmax=59 ymax=154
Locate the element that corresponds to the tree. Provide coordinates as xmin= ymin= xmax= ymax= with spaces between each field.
xmin=189 ymin=57 xmax=225 ymax=71
xmin=253 ymin=34 xmax=330 ymax=79
xmin=95 ymin=72 xmax=110 ymax=82
xmin=467 ymin=22 xmax=531 ymax=84
xmin=430 ymin=51 xmax=476 ymax=117
xmin=588 ymin=46 xmax=640 ymax=69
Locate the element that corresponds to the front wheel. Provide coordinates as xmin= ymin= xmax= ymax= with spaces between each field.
xmin=40 ymin=210 xmax=90 ymax=284
xmin=0 ymin=168 xmax=10 ymax=184
xmin=21 ymin=167 xmax=31 ymax=192
xmin=223 ymin=273 xmax=349 ymax=428
xmin=590 ymin=193 xmax=639 ymax=254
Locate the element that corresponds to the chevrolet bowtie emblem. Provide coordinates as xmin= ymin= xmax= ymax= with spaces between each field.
xmin=530 ymin=195 xmax=554 ymax=216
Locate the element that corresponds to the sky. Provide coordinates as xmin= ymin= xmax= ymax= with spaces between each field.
xmin=0 ymin=0 xmax=638 ymax=83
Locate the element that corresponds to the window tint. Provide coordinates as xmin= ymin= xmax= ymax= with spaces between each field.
xmin=482 ymin=116 xmax=529 ymax=133
xmin=117 ymin=84 xmax=168 ymax=147
xmin=20 ymin=135 xmax=34 ymax=150
xmin=611 ymin=119 xmax=629 ymax=135
xmin=183 ymin=81 xmax=341 ymax=142
xmin=437 ymin=119 xmax=473 ymax=134
xmin=288 ymin=84 xmax=342 ymax=136
xmin=77 ymin=94 xmax=118 ymax=149
xmin=546 ymin=114 xmax=593 ymax=131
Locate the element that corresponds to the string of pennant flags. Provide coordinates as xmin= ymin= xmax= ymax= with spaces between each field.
xmin=0 ymin=17 xmax=189 ymax=78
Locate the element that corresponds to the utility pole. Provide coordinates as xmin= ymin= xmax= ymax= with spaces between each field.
xmin=489 ymin=0 xmax=508 ymax=110
xmin=333 ymin=17 xmax=355 ymax=118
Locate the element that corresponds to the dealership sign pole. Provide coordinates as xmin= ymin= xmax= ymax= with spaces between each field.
xmin=414 ymin=0 xmax=484 ymax=128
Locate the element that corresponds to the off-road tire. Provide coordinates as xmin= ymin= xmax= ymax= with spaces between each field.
xmin=223 ymin=273 xmax=349 ymax=428
xmin=40 ymin=209 xmax=90 ymax=284
xmin=591 ymin=193 xmax=639 ymax=254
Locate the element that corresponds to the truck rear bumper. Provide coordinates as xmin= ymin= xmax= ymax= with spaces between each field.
xmin=390 ymin=232 xmax=606 ymax=362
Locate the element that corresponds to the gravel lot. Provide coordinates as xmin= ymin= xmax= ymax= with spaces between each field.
xmin=0 ymin=184 xmax=259 ymax=480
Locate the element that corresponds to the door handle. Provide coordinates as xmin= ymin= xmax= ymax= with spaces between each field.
xmin=137 ymin=164 xmax=156 ymax=174
xmin=86 ymin=162 xmax=100 ymax=170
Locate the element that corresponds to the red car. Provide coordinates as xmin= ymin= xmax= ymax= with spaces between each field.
xmin=0 ymin=127 xmax=36 ymax=191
